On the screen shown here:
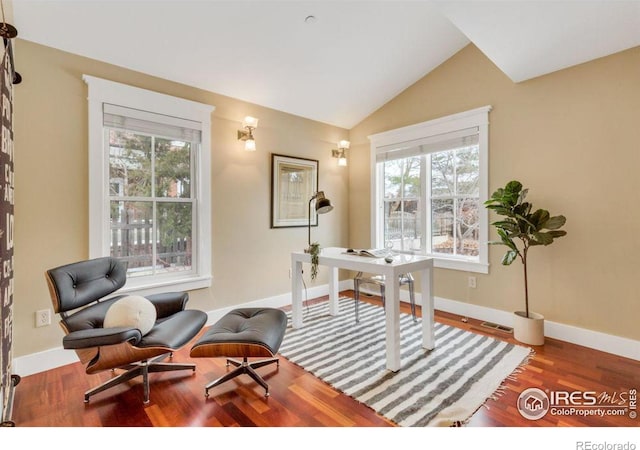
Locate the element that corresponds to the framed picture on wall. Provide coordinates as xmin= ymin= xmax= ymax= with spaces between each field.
xmin=271 ymin=154 xmax=319 ymax=228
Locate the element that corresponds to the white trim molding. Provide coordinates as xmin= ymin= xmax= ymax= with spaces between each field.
xmin=368 ymin=106 xmax=492 ymax=274
xmin=433 ymin=296 xmax=640 ymax=362
xmin=83 ymin=75 xmax=214 ymax=293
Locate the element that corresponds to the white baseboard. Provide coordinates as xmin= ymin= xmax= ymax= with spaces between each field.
xmin=433 ymin=296 xmax=640 ymax=362
xmin=15 ymin=347 xmax=81 ymax=377
xmin=13 ymin=280 xmax=638 ymax=376
xmin=13 ymin=279 xmax=353 ymax=377
xmin=352 ymin=286 xmax=639 ymax=361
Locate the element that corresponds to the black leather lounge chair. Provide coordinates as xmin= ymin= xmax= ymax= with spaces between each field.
xmin=45 ymin=256 xmax=207 ymax=404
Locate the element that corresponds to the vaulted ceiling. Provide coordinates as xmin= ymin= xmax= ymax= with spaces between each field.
xmin=12 ymin=1 xmax=640 ymax=128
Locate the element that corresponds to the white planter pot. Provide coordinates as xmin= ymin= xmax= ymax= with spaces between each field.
xmin=513 ymin=311 xmax=545 ymax=346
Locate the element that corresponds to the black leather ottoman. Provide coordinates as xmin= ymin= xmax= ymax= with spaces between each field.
xmin=190 ymin=308 xmax=288 ymax=397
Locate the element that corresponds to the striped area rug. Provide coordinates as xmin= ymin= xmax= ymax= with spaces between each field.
xmin=280 ymin=298 xmax=532 ymax=427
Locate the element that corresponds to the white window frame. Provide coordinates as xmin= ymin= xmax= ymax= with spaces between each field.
xmin=84 ymin=75 xmax=214 ymax=293
xmin=369 ymin=106 xmax=492 ymax=274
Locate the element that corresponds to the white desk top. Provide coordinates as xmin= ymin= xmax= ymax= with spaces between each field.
xmin=292 ymin=246 xmax=433 ymax=275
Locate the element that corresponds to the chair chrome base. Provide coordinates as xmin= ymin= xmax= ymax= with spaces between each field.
xmin=204 ymin=357 xmax=279 ymax=398
xmin=84 ymin=353 xmax=195 ymax=404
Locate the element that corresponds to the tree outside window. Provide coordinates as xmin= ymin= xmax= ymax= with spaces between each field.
xmin=381 ymin=145 xmax=480 ymax=259
xmin=383 ymin=157 xmax=422 ymax=252
xmin=430 ymin=145 xmax=480 ymax=258
xmin=108 ymin=130 xmax=194 ymax=277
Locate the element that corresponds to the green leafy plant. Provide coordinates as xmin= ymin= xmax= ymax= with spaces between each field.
xmin=484 ymin=180 xmax=567 ymax=318
xmin=308 ymin=242 xmax=320 ymax=280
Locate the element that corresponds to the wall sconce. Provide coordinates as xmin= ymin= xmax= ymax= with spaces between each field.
xmin=332 ymin=140 xmax=349 ymax=166
xmin=237 ymin=116 xmax=258 ymax=151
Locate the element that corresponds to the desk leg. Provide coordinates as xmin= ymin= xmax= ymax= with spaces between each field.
xmin=292 ymin=259 xmax=304 ymax=328
xmin=328 ymin=266 xmax=339 ymax=316
xmin=421 ymin=266 xmax=435 ymax=349
xmin=385 ymin=280 xmax=401 ymax=372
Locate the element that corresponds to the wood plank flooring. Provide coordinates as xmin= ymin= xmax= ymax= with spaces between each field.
xmin=11 ymin=291 xmax=640 ymax=428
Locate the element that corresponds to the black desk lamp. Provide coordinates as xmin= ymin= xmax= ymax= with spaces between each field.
xmin=306 ymin=191 xmax=333 ymax=252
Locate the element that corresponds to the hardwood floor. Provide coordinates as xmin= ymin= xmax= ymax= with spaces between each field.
xmin=11 ymin=291 xmax=639 ymax=428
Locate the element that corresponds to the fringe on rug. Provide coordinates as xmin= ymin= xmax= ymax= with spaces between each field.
xmin=456 ymin=347 xmax=536 ymax=427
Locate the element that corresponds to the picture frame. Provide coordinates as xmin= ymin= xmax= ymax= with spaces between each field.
xmin=271 ymin=154 xmax=319 ymax=228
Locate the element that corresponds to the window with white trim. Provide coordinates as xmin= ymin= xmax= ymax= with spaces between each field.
xmin=84 ymin=75 xmax=214 ymax=292
xmin=369 ymin=106 xmax=491 ymax=273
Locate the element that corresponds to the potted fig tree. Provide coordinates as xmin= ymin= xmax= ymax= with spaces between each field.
xmin=485 ymin=180 xmax=567 ymax=345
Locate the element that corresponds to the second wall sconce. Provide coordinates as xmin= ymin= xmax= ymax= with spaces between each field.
xmin=238 ymin=116 xmax=258 ymax=151
xmin=332 ymin=140 xmax=350 ymax=166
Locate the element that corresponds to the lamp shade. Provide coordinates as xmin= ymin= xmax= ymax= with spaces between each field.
xmin=243 ymin=116 xmax=259 ymax=129
xmin=244 ymin=138 xmax=256 ymax=151
xmin=316 ymin=197 xmax=333 ymax=214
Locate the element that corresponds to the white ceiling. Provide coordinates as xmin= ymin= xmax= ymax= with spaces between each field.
xmin=12 ymin=1 xmax=640 ymax=129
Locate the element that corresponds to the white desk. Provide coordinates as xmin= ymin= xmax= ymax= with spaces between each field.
xmin=291 ymin=247 xmax=434 ymax=372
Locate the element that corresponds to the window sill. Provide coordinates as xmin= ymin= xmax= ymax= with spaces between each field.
xmin=118 ymin=275 xmax=212 ymax=296
xmin=431 ymin=256 xmax=489 ymax=274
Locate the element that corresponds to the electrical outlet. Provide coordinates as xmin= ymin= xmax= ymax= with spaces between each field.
xmin=35 ymin=309 xmax=51 ymax=327
xmin=468 ymin=276 xmax=477 ymax=289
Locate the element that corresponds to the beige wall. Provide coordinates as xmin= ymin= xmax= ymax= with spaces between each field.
xmin=13 ymin=39 xmax=349 ymax=357
xmin=12 ymin=37 xmax=640 ymax=359
xmin=349 ymin=44 xmax=640 ymax=341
